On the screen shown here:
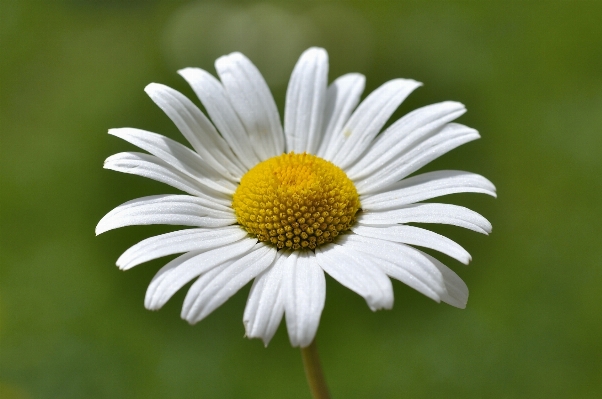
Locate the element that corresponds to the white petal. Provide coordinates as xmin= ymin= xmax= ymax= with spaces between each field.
xmin=144 ymin=237 xmax=256 ymax=310
xmin=95 ymin=195 xmax=236 ymax=235
xmin=108 ymin=128 xmax=236 ymax=195
xmin=284 ymin=47 xmax=328 ymax=154
xmin=355 ymin=123 xmax=480 ymax=194
xmin=347 ymin=102 xmax=466 ymax=179
xmin=284 ymin=251 xmax=326 ymax=348
xmin=181 ymin=243 xmax=277 ymax=324
xmin=116 ymin=226 xmax=248 ymax=270
xmin=327 ymin=79 xmax=422 ymax=168
xmin=317 ymin=73 xmax=365 ymax=158
xmin=215 ymin=52 xmax=284 ymax=161
xmin=360 ymin=170 xmax=497 ymax=210
xmin=243 ymin=253 xmax=288 ymax=346
xmin=351 ymin=224 xmax=472 ymax=264
xmin=178 ymin=68 xmax=260 ymax=170
xmin=420 ymin=251 xmax=469 ymax=309
xmin=315 ymin=243 xmax=393 ymax=311
xmin=358 ymin=203 xmax=492 ymax=234
xmin=145 ymin=83 xmax=245 ymax=179
xmin=103 ymin=152 xmax=232 ymax=207
xmin=340 ymin=235 xmax=447 ymax=302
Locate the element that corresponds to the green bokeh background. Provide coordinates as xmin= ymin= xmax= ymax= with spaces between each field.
xmin=2 ymin=1 xmax=601 ymax=398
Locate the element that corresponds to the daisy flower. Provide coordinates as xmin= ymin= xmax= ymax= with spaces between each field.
xmin=96 ymin=47 xmax=495 ymax=348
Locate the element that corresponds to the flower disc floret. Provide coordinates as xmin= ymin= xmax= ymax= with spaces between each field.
xmin=232 ymin=152 xmax=360 ymax=250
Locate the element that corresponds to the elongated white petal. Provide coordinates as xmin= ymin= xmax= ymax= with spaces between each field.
xmin=96 ymin=195 xmax=236 ymax=235
xmin=109 ymin=128 xmax=236 ymax=195
xmin=284 ymin=251 xmax=326 ymax=348
xmin=182 ymin=243 xmax=277 ymax=324
xmin=215 ymin=52 xmax=284 ymax=160
xmin=104 ymin=152 xmax=232 ymax=207
xmin=116 ymin=226 xmax=248 ymax=270
xmin=341 ymin=235 xmax=447 ymax=302
xmin=351 ymin=224 xmax=471 ymax=264
xmin=347 ymin=102 xmax=466 ymax=179
xmin=144 ymin=238 xmax=256 ymax=310
xmin=178 ymin=68 xmax=260 ymax=169
xmin=361 ymin=170 xmax=497 ymax=210
xmin=327 ymin=79 xmax=422 ymax=168
xmin=356 ymin=123 xmax=480 ymax=194
xmin=284 ymin=47 xmax=328 ymax=154
xmin=358 ymin=203 xmax=492 ymax=234
xmin=145 ymin=83 xmax=245 ymax=179
xmin=317 ymin=73 xmax=365 ymax=158
xmin=419 ymin=251 xmax=469 ymax=308
xmin=315 ymin=243 xmax=393 ymax=311
xmin=243 ymin=253 xmax=288 ymax=346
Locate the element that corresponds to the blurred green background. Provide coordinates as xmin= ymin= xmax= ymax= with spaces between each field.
xmin=1 ymin=0 xmax=601 ymax=398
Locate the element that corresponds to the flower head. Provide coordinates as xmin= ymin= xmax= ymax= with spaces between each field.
xmin=96 ymin=47 xmax=495 ymax=347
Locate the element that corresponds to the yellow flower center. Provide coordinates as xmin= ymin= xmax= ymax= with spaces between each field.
xmin=232 ymin=152 xmax=360 ymax=250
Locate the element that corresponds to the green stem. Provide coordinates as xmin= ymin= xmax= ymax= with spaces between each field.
xmin=300 ymin=339 xmax=330 ymax=399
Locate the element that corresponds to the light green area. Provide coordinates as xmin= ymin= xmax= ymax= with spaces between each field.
xmin=1 ymin=1 xmax=601 ymax=398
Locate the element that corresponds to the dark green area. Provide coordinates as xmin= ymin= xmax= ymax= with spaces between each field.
xmin=1 ymin=1 xmax=601 ymax=398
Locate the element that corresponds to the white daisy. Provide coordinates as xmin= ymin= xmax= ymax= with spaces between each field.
xmin=96 ymin=47 xmax=495 ymax=348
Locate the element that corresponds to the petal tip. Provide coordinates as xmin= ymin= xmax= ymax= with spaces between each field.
xmin=181 ymin=310 xmax=196 ymax=325
xmin=143 ymin=82 xmax=162 ymax=94
xmin=144 ymin=83 xmax=174 ymax=100
xmin=115 ymin=256 xmax=128 ymax=270
xmin=144 ymin=297 xmax=160 ymax=311
xmin=94 ymin=222 xmax=106 ymax=236
xmin=116 ymin=264 xmax=131 ymax=271
xmin=483 ymin=222 xmax=493 ymax=234
xmin=217 ymin=51 xmax=244 ymax=65
xmin=459 ymin=252 xmax=473 ymax=265
xmin=450 ymin=293 xmax=469 ymax=309
xmin=406 ymin=78 xmax=423 ymax=88
xmin=303 ymin=46 xmax=328 ymax=59
xmin=178 ymin=67 xmax=205 ymax=80
xmin=447 ymin=101 xmax=466 ymax=109
xmin=177 ymin=67 xmax=195 ymax=76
